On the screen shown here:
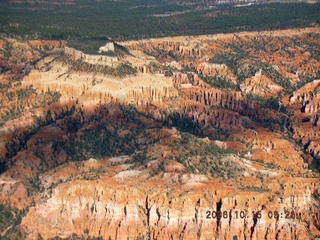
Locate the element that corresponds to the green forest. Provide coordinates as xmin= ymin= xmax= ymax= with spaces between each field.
xmin=0 ymin=0 xmax=319 ymax=48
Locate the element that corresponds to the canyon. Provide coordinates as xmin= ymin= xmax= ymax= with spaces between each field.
xmin=0 ymin=28 xmax=319 ymax=239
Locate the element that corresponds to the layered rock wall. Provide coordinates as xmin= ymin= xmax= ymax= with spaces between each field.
xmin=177 ymin=101 xmax=243 ymax=130
xmin=172 ymin=72 xmax=209 ymax=88
xmin=286 ymin=80 xmax=320 ymax=158
xmin=20 ymin=176 xmax=319 ymax=240
xmin=182 ymin=87 xmax=243 ymax=111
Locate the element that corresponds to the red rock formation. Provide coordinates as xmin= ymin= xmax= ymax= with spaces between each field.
xmin=286 ymin=80 xmax=320 ymax=158
xmin=1 ymin=29 xmax=320 ymax=239
xmin=195 ymin=62 xmax=237 ymax=83
xmin=172 ymin=72 xmax=210 ymax=88
xmin=19 ymin=165 xmax=319 ymax=240
xmin=240 ymin=71 xmax=283 ymax=97
xmin=176 ymin=100 xmax=243 ymax=130
xmin=182 ymin=87 xmax=242 ymax=111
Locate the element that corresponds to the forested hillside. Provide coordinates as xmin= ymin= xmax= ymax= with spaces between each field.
xmin=0 ymin=0 xmax=319 ymax=52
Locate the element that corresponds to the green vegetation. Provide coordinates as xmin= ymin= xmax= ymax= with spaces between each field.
xmin=0 ymin=160 xmax=6 ymax=174
xmin=201 ymin=76 xmax=239 ymax=90
xmin=246 ymin=94 xmax=280 ymax=111
xmin=241 ymin=97 xmax=284 ymax=131
xmin=52 ymin=105 xmax=150 ymax=162
xmin=0 ymin=0 xmax=319 ymax=46
xmin=209 ymin=33 xmax=320 ymax=94
xmin=27 ymin=174 xmax=42 ymax=197
xmin=0 ymin=41 xmax=13 ymax=60
xmin=2 ymin=104 xmax=158 ymax=178
xmin=0 ymin=204 xmax=25 ymax=239
xmin=4 ymin=105 xmax=75 ymax=163
xmin=261 ymin=67 xmax=292 ymax=92
xmin=238 ymin=185 xmax=271 ymax=193
xmin=69 ymin=39 xmax=131 ymax=57
xmin=252 ymin=158 xmax=280 ymax=170
xmin=310 ymin=156 xmax=320 ymax=173
xmin=210 ymin=46 xmax=266 ymax=84
xmin=171 ymin=132 xmax=242 ymax=179
xmin=167 ymin=112 xmax=205 ymax=138
xmin=59 ymin=55 xmax=137 ymax=77
xmin=0 ymin=75 xmax=61 ymax=127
